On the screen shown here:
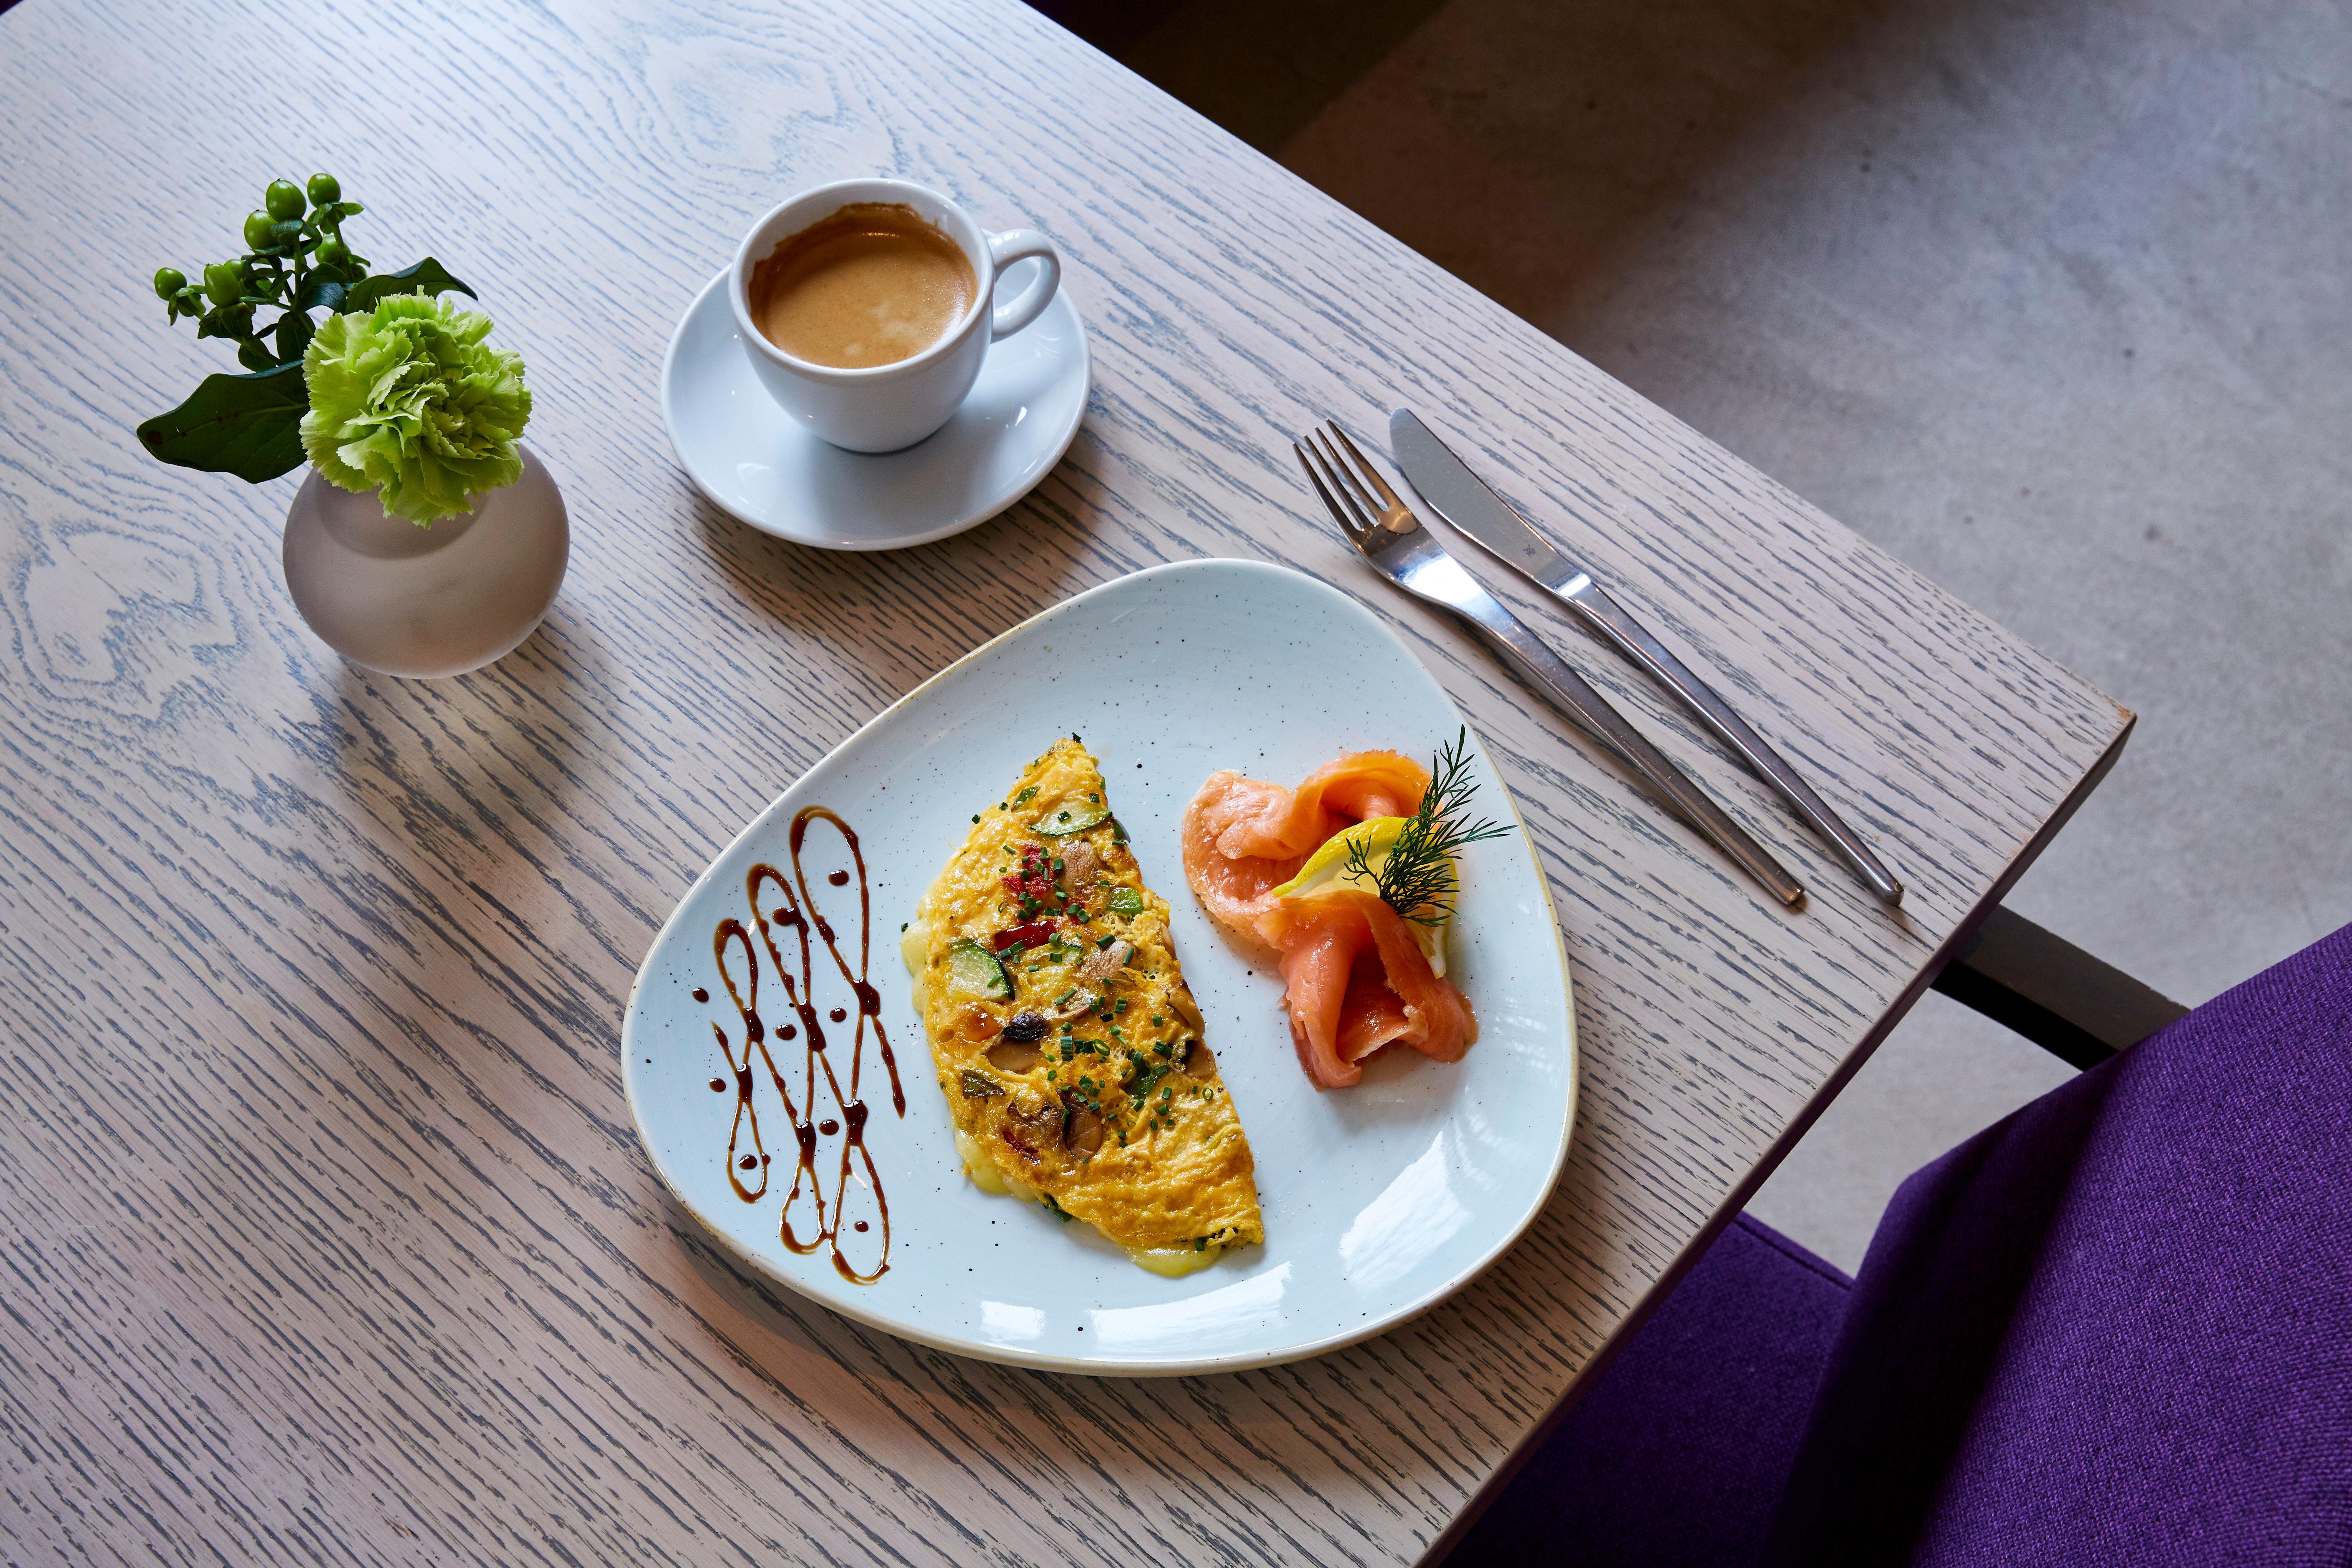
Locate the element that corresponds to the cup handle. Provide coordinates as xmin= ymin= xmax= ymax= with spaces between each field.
xmin=986 ymin=229 xmax=1061 ymax=340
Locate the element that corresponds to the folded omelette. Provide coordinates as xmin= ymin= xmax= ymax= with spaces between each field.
xmin=905 ymin=737 xmax=1262 ymax=1274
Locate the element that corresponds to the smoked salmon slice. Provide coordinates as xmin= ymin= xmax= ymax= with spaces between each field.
xmin=1254 ymin=890 xmax=1476 ymax=1089
xmin=1200 ymin=750 xmax=1429 ymax=861
xmin=1181 ymin=751 xmax=1432 ymax=947
xmin=1182 ymin=750 xmax=1480 ymax=1089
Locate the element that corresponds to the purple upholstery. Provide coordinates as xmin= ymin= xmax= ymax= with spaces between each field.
xmin=1767 ymin=922 xmax=2352 ymax=1565
xmin=1449 ymin=1214 xmax=1851 ymax=1566
xmin=1454 ymin=921 xmax=2352 ymax=1567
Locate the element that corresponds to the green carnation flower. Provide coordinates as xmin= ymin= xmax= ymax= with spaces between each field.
xmin=300 ymin=294 xmax=531 ymax=525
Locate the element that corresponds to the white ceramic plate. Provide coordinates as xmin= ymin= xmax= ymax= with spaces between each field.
xmin=659 ymin=264 xmax=1088 ymax=549
xmin=622 ymin=559 xmax=1576 ymax=1375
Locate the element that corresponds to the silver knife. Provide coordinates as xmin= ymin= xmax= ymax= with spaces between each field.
xmin=1390 ymin=408 xmax=1904 ymax=906
xmin=1299 ymin=423 xmax=1806 ymax=908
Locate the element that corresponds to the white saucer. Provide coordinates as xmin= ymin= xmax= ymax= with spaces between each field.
xmin=659 ymin=266 xmax=1089 ymax=550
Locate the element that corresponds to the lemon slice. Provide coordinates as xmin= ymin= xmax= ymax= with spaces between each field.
xmin=1269 ymin=817 xmax=1449 ymax=977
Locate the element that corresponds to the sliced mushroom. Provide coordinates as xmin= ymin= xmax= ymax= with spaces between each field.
xmin=987 ymin=1038 xmax=1044 ymax=1074
xmin=1058 ymin=839 xmax=1099 ymax=886
xmin=1179 ymin=1039 xmax=1219 ymax=1080
xmin=1061 ymin=1103 xmax=1106 ymax=1157
xmin=1047 ymin=988 xmax=1099 ymax=1022
xmin=1077 ymin=939 xmax=1134 ymax=984
xmin=1003 ymin=1010 xmax=1050 ymax=1043
xmin=1168 ymin=980 xmax=1206 ymax=1035
xmin=1000 ymin=1096 xmax=1061 ymax=1162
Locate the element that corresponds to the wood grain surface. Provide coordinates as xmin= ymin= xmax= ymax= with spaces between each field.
xmin=0 ymin=0 xmax=2127 ymax=1562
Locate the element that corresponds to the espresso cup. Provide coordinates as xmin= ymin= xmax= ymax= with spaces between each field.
xmin=729 ymin=178 xmax=1063 ymax=454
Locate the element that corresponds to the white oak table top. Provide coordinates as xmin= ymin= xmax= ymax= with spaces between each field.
xmin=0 ymin=0 xmax=2129 ymax=1561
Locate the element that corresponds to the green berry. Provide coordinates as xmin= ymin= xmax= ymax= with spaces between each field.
xmin=315 ymin=236 xmax=349 ymax=267
xmin=306 ymin=172 xmax=340 ymax=207
xmin=242 ymin=210 xmax=273 ymax=249
xmin=203 ymin=259 xmax=246 ymax=305
xmin=152 ymin=267 xmax=186 ymax=300
xmin=265 ymin=179 xmax=305 ymax=222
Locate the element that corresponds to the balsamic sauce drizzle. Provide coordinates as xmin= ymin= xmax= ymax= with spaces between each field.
xmin=705 ymin=805 xmax=904 ymax=1285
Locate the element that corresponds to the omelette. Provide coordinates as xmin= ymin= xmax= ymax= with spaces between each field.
xmin=904 ymin=737 xmax=1263 ymax=1275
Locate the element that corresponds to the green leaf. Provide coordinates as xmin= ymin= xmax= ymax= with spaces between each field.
xmin=296 ymin=259 xmax=364 ymax=313
xmin=273 ymin=311 xmax=315 ymax=364
xmin=196 ymin=306 xmax=254 ymax=341
xmin=341 ymin=257 xmax=474 ymax=313
xmin=135 ymin=363 xmax=309 ymax=484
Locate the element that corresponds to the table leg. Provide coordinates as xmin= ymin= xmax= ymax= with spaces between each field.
xmin=1931 ymin=905 xmax=2188 ymax=1070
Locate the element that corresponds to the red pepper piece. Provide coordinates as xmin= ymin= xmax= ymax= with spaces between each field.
xmin=992 ymin=919 xmax=1057 ymax=952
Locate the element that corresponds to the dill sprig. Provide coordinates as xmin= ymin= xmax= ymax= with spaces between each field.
xmin=1344 ymin=729 xmax=1512 ymax=926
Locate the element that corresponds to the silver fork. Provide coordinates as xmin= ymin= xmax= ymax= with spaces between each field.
xmin=1297 ymin=423 xmax=1806 ymax=908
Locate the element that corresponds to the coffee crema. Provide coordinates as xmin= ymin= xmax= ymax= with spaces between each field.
xmin=749 ymin=202 xmax=977 ymax=370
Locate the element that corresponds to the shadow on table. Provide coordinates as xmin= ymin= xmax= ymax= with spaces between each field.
xmin=657 ymin=1174 xmax=1451 ymax=1461
xmin=661 ymin=1184 xmax=893 ymax=1371
xmin=685 ymin=460 xmax=1108 ymax=692
xmin=319 ymin=601 xmax=614 ymax=814
xmin=304 ymin=607 xmax=641 ymax=1031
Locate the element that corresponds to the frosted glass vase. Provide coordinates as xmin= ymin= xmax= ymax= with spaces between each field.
xmin=282 ymin=447 xmax=569 ymax=679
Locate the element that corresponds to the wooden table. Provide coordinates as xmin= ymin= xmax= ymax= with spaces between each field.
xmin=0 ymin=0 xmax=2128 ymax=1561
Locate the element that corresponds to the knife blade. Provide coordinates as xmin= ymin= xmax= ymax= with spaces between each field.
xmin=1390 ymin=407 xmax=1905 ymax=906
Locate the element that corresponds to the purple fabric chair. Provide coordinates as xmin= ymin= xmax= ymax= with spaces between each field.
xmin=1449 ymin=1213 xmax=1851 ymax=1566
xmin=1453 ymin=921 xmax=2352 ymax=1566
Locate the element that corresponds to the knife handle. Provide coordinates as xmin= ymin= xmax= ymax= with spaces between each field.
xmin=1441 ymin=585 xmax=1808 ymax=908
xmin=1562 ymin=584 xmax=1904 ymax=906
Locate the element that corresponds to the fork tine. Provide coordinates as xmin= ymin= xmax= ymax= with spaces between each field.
xmin=1325 ymin=423 xmax=1409 ymax=514
xmin=1309 ymin=428 xmax=1384 ymax=522
xmin=1294 ymin=441 xmax=1368 ymax=543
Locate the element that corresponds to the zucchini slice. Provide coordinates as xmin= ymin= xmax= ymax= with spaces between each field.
xmin=1036 ymin=802 xmax=1110 ymax=836
xmin=944 ymin=938 xmax=1012 ymax=1001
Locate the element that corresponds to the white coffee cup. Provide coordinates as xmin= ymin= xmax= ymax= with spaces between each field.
xmin=729 ymin=178 xmax=1062 ymax=454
